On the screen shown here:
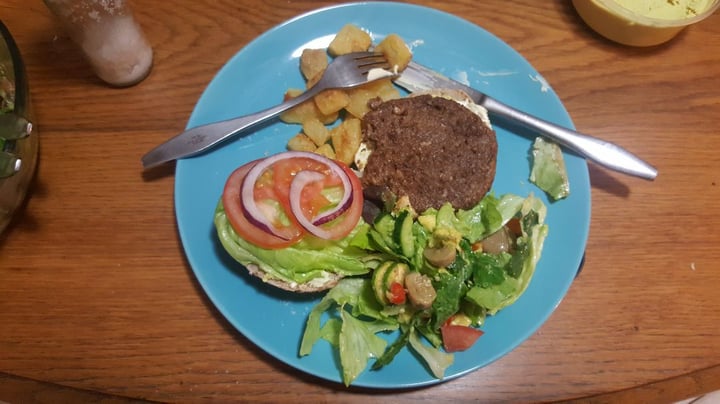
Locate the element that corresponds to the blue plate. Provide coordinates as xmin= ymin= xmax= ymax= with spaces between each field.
xmin=175 ymin=2 xmax=591 ymax=389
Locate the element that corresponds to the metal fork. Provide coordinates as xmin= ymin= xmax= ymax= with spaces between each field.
xmin=142 ymin=52 xmax=394 ymax=169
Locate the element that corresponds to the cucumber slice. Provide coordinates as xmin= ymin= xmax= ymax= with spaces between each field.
xmin=393 ymin=210 xmax=415 ymax=258
xmin=372 ymin=261 xmax=395 ymax=305
xmin=372 ymin=261 xmax=410 ymax=306
xmin=383 ymin=262 xmax=409 ymax=292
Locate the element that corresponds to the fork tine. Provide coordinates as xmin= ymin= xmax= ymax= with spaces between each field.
xmin=356 ymin=62 xmax=392 ymax=75
xmin=353 ymin=53 xmax=392 ymax=74
xmin=357 ymin=56 xmax=388 ymax=66
xmin=353 ymin=53 xmax=386 ymax=63
xmin=349 ymin=51 xmax=382 ymax=59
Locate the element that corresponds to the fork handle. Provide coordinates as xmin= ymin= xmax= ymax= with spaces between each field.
xmin=483 ymin=97 xmax=658 ymax=180
xmin=141 ymin=87 xmax=320 ymax=169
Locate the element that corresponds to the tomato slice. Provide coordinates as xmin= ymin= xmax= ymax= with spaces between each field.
xmin=266 ymin=156 xmax=362 ymax=241
xmin=298 ymin=179 xmax=332 ymax=219
xmin=246 ymin=161 xmax=304 ymax=241
xmin=222 ymin=154 xmax=364 ymax=249
xmin=440 ymin=323 xmax=484 ymax=352
xmin=271 ymin=157 xmax=341 ymax=217
xmin=222 ymin=160 xmax=303 ymax=249
xmin=386 ymin=281 xmax=407 ymax=305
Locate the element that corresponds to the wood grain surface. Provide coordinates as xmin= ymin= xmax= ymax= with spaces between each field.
xmin=1 ymin=0 xmax=720 ymax=402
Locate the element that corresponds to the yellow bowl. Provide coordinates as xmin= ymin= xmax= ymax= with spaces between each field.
xmin=572 ymin=0 xmax=720 ymax=46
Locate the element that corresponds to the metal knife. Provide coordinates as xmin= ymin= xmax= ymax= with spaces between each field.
xmin=395 ymin=61 xmax=658 ymax=180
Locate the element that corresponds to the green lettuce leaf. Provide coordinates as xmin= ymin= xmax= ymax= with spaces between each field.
xmin=423 ymin=193 xmax=522 ymax=243
xmin=215 ymin=202 xmax=371 ymax=286
xmin=408 ymin=328 xmax=454 ymax=379
xmin=300 ymin=278 xmax=368 ymax=356
xmin=465 ymin=195 xmax=548 ymax=314
xmin=530 ymin=137 xmax=570 ymax=200
xmin=431 ymin=244 xmax=473 ymax=329
xmin=339 ymin=309 xmax=388 ymax=386
xmin=299 ymin=278 xmax=398 ymax=386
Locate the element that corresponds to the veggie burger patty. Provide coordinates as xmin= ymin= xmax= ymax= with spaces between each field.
xmin=360 ymin=93 xmax=498 ymax=212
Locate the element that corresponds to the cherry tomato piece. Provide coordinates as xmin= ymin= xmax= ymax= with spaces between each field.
xmin=441 ymin=323 xmax=484 ymax=352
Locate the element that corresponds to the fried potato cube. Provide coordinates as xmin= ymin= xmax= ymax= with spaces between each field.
xmin=375 ymin=33 xmax=412 ymax=71
xmin=300 ymin=48 xmax=328 ymax=81
xmin=344 ymin=78 xmax=401 ymax=118
xmin=280 ymin=88 xmax=339 ymax=125
xmin=344 ymin=87 xmax=375 ymax=118
xmin=287 ymin=133 xmax=317 ymax=152
xmin=283 ymin=88 xmax=304 ymax=99
xmin=366 ymin=78 xmax=401 ymax=101
xmin=314 ymin=143 xmax=336 ymax=160
xmin=328 ymin=24 xmax=372 ymax=56
xmin=302 ymin=118 xmax=331 ymax=147
xmin=306 ymin=72 xmax=322 ymax=89
xmin=331 ymin=118 xmax=362 ymax=165
xmin=314 ymin=89 xmax=350 ymax=115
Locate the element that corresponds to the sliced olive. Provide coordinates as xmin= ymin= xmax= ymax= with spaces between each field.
xmin=480 ymin=227 xmax=517 ymax=254
xmin=405 ymin=272 xmax=436 ymax=309
xmin=423 ymin=243 xmax=456 ymax=268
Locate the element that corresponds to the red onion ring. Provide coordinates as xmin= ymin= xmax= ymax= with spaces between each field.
xmin=311 ymin=171 xmax=352 ymax=227
xmin=240 ymin=151 xmax=353 ymax=240
xmin=240 ymin=157 xmax=290 ymax=240
xmin=312 ymin=192 xmax=353 ymax=226
xmin=240 ymin=196 xmax=285 ymax=238
xmin=289 ymin=170 xmax=336 ymax=239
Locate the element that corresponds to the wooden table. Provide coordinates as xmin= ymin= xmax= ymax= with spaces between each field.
xmin=2 ymin=0 xmax=720 ymax=402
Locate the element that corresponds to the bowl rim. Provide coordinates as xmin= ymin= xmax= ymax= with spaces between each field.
xmin=593 ymin=0 xmax=720 ymax=27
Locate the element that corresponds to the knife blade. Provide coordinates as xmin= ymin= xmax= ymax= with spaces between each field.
xmin=395 ymin=61 xmax=658 ymax=180
xmin=141 ymin=101 xmax=291 ymax=170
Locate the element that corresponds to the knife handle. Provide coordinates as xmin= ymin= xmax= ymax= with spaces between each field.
xmin=483 ymin=97 xmax=657 ymax=180
xmin=141 ymin=87 xmax=319 ymax=169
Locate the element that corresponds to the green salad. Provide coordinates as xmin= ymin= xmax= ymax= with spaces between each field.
xmin=217 ymin=189 xmax=548 ymax=386
xmin=297 ymin=193 xmax=548 ymax=385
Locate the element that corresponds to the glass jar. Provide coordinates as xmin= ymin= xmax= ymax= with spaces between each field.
xmin=43 ymin=0 xmax=153 ymax=86
xmin=0 ymin=22 xmax=38 ymax=236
